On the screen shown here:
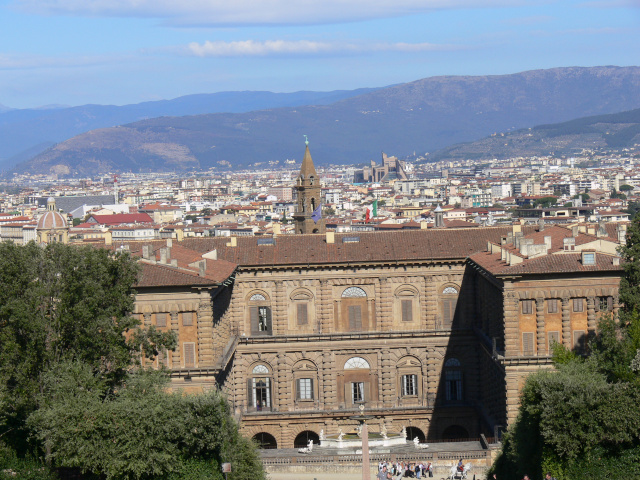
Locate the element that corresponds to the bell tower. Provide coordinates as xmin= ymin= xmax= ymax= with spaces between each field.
xmin=293 ymin=137 xmax=324 ymax=234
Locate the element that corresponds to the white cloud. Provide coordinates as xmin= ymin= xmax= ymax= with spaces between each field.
xmin=15 ymin=0 xmax=522 ymax=26
xmin=186 ymin=40 xmax=462 ymax=57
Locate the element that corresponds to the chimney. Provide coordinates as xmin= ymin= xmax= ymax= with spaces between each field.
xmin=512 ymin=224 xmax=521 ymax=235
xmin=597 ymin=221 xmax=607 ymax=238
xmin=273 ymin=223 xmax=281 ymax=236
xmin=170 ymin=259 xmax=178 ymax=267
xmin=613 ymin=257 xmax=620 ymax=266
xmin=104 ymin=231 xmax=112 ymax=246
xmin=544 ymin=236 xmax=552 ymax=252
xmin=326 ymin=231 xmax=335 ymax=244
xmin=159 ymin=247 xmax=167 ymax=264
xmin=166 ymin=238 xmax=173 ymax=248
xmin=572 ymin=225 xmax=579 ymax=237
xmin=617 ymin=224 xmax=627 ymax=245
xmin=420 ymin=221 xmax=428 ymax=230
xmin=142 ymin=245 xmax=151 ymax=260
xmin=226 ymin=236 xmax=237 ymax=247
xmin=587 ymin=226 xmax=595 ymax=236
xmin=199 ymin=259 xmax=206 ymax=277
xmin=538 ymin=216 xmax=545 ymax=231
xmin=176 ymin=228 xmax=184 ymax=242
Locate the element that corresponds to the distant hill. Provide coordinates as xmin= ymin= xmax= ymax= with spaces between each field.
xmin=426 ymin=108 xmax=640 ymax=161
xmin=0 ymin=88 xmax=379 ymax=170
xmin=12 ymin=66 xmax=640 ymax=176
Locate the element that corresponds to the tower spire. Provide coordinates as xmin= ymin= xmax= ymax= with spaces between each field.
xmin=293 ymin=136 xmax=324 ymax=234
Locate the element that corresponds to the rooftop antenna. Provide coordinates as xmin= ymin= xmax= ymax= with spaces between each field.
xmin=304 ymin=134 xmax=309 ymax=146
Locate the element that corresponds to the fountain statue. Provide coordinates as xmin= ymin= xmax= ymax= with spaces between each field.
xmin=381 ymin=422 xmax=388 ymax=439
xmin=319 ymin=429 xmax=324 ymax=441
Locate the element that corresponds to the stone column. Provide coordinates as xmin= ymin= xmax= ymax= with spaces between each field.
xmin=274 ymin=280 xmax=285 ymax=335
xmin=198 ymin=293 xmax=215 ymax=367
xmin=425 ymin=277 xmax=437 ymax=330
xmin=535 ymin=297 xmax=545 ymax=356
xmin=378 ymin=277 xmax=392 ymax=331
xmin=318 ymin=279 xmax=331 ymax=334
xmin=561 ymin=296 xmax=571 ymax=347
xmin=502 ymin=288 xmax=519 ymax=357
xmin=171 ymin=311 xmax=180 ymax=369
xmin=321 ymin=351 xmax=337 ymax=408
xmin=275 ymin=353 xmax=290 ymax=412
xmin=379 ymin=349 xmax=395 ymax=407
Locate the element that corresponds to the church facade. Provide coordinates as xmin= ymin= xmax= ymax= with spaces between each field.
xmin=129 ymin=144 xmax=624 ymax=449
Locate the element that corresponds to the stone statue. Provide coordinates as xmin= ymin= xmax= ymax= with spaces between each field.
xmin=338 ymin=429 xmax=344 ymax=440
xmin=381 ymin=422 xmax=388 ymax=439
xmin=319 ymin=429 xmax=324 ymax=441
xmin=402 ymin=426 xmax=407 ymax=439
xmin=356 ymin=423 xmax=362 ymax=437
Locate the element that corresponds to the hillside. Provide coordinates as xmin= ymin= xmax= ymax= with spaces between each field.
xmin=427 ymin=108 xmax=640 ymax=161
xmin=0 ymin=88 xmax=379 ymax=170
xmin=13 ymin=66 xmax=640 ymax=176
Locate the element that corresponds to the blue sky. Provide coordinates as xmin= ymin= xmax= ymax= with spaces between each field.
xmin=1 ymin=0 xmax=639 ymax=109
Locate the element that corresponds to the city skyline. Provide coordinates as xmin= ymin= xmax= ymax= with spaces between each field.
xmin=1 ymin=0 xmax=638 ymax=109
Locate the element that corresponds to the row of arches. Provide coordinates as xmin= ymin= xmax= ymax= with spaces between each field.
xmin=251 ymin=425 xmax=470 ymax=449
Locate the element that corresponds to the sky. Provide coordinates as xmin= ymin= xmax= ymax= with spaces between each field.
xmin=0 ymin=0 xmax=639 ymax=109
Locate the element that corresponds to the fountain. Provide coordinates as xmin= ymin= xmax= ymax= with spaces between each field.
xmin=319 ymin=407 xmax=408 ymax=449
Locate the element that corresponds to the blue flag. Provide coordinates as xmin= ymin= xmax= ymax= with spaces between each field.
xmin=311 ymin=204 xmax=322 ymax=224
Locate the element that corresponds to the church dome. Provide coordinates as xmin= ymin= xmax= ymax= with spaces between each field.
xmin=37 ymin=211 xmax=67 ymax=230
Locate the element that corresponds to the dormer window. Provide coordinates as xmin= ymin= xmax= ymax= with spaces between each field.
xmin=582 ymin=251 xmax=596 ymax=265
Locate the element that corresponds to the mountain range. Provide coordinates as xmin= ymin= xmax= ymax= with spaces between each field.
xmin=7 ymin=66 xmax=640 ymax=176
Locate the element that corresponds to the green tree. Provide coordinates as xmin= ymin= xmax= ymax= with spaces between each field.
xmin=533 ymin=196 xmax=558 ymax=208
xmin=620 ymin=184 xmax=633 ymax=192
xmin=28 ymin=361 xmax=264 ymax=480
xmin=0 ymin=242 xmax=176 ymax=454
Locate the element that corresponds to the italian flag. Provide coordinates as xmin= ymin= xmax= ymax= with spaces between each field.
xmin=365 ymin=199 xmax=378 ymax=223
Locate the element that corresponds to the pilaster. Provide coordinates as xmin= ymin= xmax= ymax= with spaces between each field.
xmin=561 ymin=296 xmax=571 ymax=347
xmin=535 ymin=297 xmax=545 ymax=355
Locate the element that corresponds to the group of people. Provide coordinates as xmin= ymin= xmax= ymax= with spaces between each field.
xmin=376 ymin=460 xmax=434 ymax=479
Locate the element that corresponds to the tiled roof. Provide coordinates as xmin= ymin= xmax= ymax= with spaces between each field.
xmin=469 ymin=250 xmax=622 ymax=276
xmin=170 ymin=227 xmax=533 ymax=267
xmin=89 ymin=213 xmax=153 ymax=225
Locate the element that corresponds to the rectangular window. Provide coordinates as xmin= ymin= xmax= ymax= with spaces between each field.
xmin=573 ymin=330 xmax=586 ymax=353
xmin=598 ymin=296 xmax=613 ymax=312
xmin=156 ymin=313 xmax=167 ymax=327
xmin=522 ymin=332 xmax=534 ymax=356
xmin=297 ymin=378 xmax=313 ymax=400
xmin=352 ymin=382 xmax=364 ymax=403
xmin=251 ymin=378 xmax=271 ymax=410
xmin=251 ymin=306 xmax=272 ymax=335
xmin=401 ymin=374 xmax=417 ymax=396
xmin=547 ymin=299 xmax=558 ymax=314
xmin=548 ymin=331 xmax=560 ymax=351
xmin=183 ymin=342 xmax=196 ymax=368
xmin=348 ymin=305 xmax=362 ymax=331
xmin=401 ymin=299 xmax=413 ymax=322
xmin=445 ymin=371 xmax=462 ymax=402
xmin=573 ymin=298 xmax=584 ymax=312
xmin=297 ymin=303 xmax=308 ymax=325
xmin=182 ymin=312 xmax=193 ymax=326
xmin=521 ymin=300 xmax=533 ymax=315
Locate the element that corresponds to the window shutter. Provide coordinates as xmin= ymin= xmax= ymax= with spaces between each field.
xmin=297 ymin=304 xmax=308 ymax=325
xmin=156 ymin=313 xmax=167 ymax=327
xmin=184 ymin=343 xmax=195 ymax=368
xmin=349 ymin=305 xmax=362 ymax=331
xmin=548 ymin=299 xmax=558 ymax=314
xmin=182 ymin=312 xmax=193 ymax=326
xmin=296 ymin=379 xmax=301 ymax=400
xmin=250 ymin=306 xmax=258 ymax=334
xmin=607 ymin=296 xmax=613 ymax=311
xmin=363 ymin=382 xmax=371 ymax=403
xmin=247 ymin=378 xmax=254 ymax=408
xmin=266 ymin=307 xmax=272 ymax=333
xmin=548 ymin=331 xmax=560 ymax=351
xmin=309 ymin=379 xmax=314 ymax=400
xmin=401 ymin=299 xmax=413 ymax=322
xmin=573 ymin=298 xmax=584 ymax=312
xmin=443 ymin=299 xmax=453 ymax=326
xmin=522 ymin=332 xmax=534 ymax=356
xmin=345 ymin=383 xmax=351 ymax=406
xmin=522 ymin=300 xmax=533 ymax=315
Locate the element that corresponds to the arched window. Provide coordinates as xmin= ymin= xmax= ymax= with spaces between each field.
xmin=441 ymin=285 xmax=459 ymax=328
xmin=249 ymin=364 xmax=272 ymax=412
xmin=344 ymin=357 xmax=370 ymax=369
xmin=248 ymin=292 xmax=272 ymax=336
xmin=342 ymin=287 xmax=367 ymax=298
xmin=444 ymin=358 xmax=463 ymax=402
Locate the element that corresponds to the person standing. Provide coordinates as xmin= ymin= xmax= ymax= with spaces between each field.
xmin=377 ymin=465 xmax=389 ymax=480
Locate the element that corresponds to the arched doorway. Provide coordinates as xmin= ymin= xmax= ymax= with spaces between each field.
xmin=252 ymin=432 xmax=278 ymax=449
xmin=294 ymin=430 xmax=320 ymax=448
xmin=442 ymin=425 xmax=469 ymax=441
xmin=405 ymin=426 xmax=425 ymax=443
